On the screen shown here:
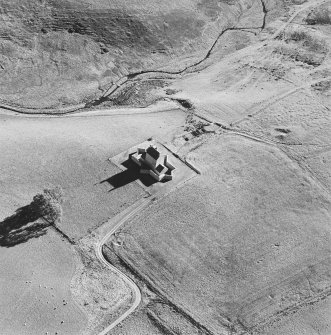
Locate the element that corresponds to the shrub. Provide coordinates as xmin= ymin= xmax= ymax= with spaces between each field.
xmin=185 ymin=114 xmax=208 ymax=134
xmin=306 ymin=8 xmax=331 ymax=25
xmin=32 ymin=186 xmax=64 ymax=224
xmin=282 ymin=29 xmax=327 ymax=53
xmin=285 ymin=30 xmax=309 ymax=42
xmin=274 ymin=43 xmax=325 ymax=66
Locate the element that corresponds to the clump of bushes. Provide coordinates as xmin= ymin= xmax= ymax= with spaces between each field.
xmin=32 ymin=186 xmax=64 ymax=224
xmin=311 ymin=79 xmax=331 ymax=93
xmin=283 ymin=29 xmax=326 ymax=52
xmin=275 ymin=28 xmax=327 ymax=66
xmin=306 ymin=7 xmax=331 ymax=25
xmin=185 ymin=114 xmax=208 ymax=136
xmin=284 ymin=30 xmax=309 ymax=42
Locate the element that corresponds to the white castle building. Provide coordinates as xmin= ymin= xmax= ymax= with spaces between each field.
xmin=130 ymin=145 xmax=175 ymax=182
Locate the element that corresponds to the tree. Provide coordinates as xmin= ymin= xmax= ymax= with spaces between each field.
xmin=32 ymin=186 xmax=64 ymax=224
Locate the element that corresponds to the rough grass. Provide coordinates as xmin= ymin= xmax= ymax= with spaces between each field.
xmin=0 ymin=107 xmax=186 ymax=334
xmin=0 ymin=229 xmax=87 ymax=335
xmin=107 ymin=135 xmax=331 ymax=334
xmin=306 ymin=6 xmax=331 ymax=25
xmin=275 ymin=28 xmax=327 ymax=66
xmin=0 ymin=110 xmax=185 ymax=239
xmin=106 ymin=80 xmax=168 ymax=108
xmin=0 ymin=0 xmax=243 ymax=109
xmin=285 ymin=30 xmax=326 ymax=51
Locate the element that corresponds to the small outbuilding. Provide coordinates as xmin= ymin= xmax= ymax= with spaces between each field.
xmin=131 ymin=144 xmax=175 ymax=182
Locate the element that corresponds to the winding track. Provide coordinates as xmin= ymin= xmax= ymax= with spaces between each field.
xmin=95 ymin=197 xmax=151 ymax=335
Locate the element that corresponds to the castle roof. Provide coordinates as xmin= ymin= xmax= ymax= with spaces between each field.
xmin=146 ymin=145 xmax=160 ymax=160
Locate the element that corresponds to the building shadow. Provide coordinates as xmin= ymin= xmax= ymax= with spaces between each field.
xmin=101 ymin=157 xmax=158 ymax=192
xmin=0 ymin=204 xmax=50 ymax=248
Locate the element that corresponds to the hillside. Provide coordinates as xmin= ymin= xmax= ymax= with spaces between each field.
xmin=0 ymin=0 xmax=253 ymax=110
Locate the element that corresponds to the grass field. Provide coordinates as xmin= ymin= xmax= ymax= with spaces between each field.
xmin=263 ymin=295 xmax=331 ymax=335
xmin=0 ymin=108 xmax=186 ymax=334
xmin=238 ymin=89 xmax=331 ymax=197
xmin=0 ymin=109 xmax=185 ymax=238
xmin=106 ymin=134 xmax=331 ymax=334
xmin=0 ymin=229 xmax=86 ymax=335
xmin=238 ymin=90 xmax=331 ymax=148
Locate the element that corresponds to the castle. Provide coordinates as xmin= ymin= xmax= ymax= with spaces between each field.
xmin=130 ymin=145 xmax=175 ymax=182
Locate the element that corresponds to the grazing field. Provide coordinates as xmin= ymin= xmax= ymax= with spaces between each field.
xmin=305 ymin=150 xmax=331 ymax=191
xmin=238 ymin=89 xmax=331 ymax=196
xmin=0 ymin=109 xmax=185 ymax=239
xmin=238 ymin=91 xmax=331 ymax=150
xmin=0 ymin=229 xmax=86 ymax=335
xmin=106 ymin=134 xmax=331 ymax=334
xmin=0 ymin=107 xmax=186 ymax=334
xmin=263 ymin=295 xmax=331 ymax=335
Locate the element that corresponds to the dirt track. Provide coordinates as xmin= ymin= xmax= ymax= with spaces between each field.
xmin=95 ymin=198 xmax=148 ymax=335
